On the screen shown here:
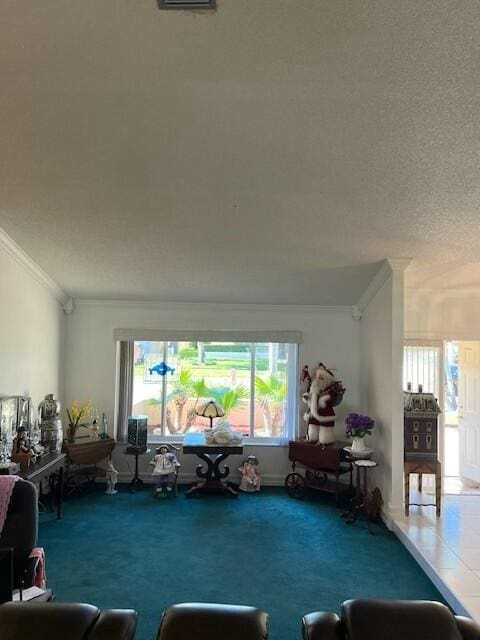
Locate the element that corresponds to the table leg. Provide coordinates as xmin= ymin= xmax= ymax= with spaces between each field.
xmin=186 ymin=453 xmax=238 ymax=497
xmin=418 ymin=473 xmax=423 ymax=493
xmin=343 ymin=465 xmax=362 ymax=524
xmin=129 ymin=454 xmax=144 ymax=492
xmin=436 ymin=463 xmax=442 ymax=517
xmin=405 ymin=471 xmax=410 ymax=517
xmin=56 ymin=465 xmax=64 ymax=520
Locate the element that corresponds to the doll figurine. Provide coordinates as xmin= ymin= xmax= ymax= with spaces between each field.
xmin=105 ymin=461 xmax=118 ymax=494
xmin=12 ymin=426 xmax=35 ymax=469
xmin=238 ymin=455 xmax=261 ymax=493
xmin=150 ymin=444 xmax=180 ymax=498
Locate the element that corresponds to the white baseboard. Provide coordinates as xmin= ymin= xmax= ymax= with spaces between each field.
xmin=113 ymin=471 xmax=286 ymax=486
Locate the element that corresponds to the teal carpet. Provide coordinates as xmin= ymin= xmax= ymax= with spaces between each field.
xmin=39 ymin=486 xmax=443 ymax=640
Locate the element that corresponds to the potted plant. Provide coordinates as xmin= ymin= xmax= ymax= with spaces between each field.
xmin=66 ymin=400 xmax=92 ymax=443
xmin=345 ymin=413 xmax=374 ymax=454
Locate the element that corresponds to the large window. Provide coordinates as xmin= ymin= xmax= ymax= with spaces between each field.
xmin=403 ymin=344 xmax=441 ymax=397
xmin=131 ymin=341 xmax=297 ymax=442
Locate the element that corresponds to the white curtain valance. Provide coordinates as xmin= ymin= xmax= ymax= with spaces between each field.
xmin=113 ymin=328 xmax=303 ymax=344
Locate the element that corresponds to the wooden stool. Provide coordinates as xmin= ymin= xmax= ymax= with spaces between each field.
xmin=404 ymin=459 xmax=441 ymax=517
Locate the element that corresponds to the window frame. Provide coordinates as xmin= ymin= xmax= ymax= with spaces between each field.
xmin=128 ymin=339 xmax=299 ymax=446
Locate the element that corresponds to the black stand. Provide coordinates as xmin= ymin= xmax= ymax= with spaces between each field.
xmin=124 ymin=447 xmax=151 ymax=493
xmin=341 ymin=460 xmax=379 ymax=534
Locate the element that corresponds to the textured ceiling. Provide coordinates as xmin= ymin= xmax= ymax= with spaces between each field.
xmin=1 ymin=0 xmax=479 ymax=304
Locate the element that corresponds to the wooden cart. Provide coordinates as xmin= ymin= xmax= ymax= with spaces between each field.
xmin=285 ymin=439 xmax=353 ymax=506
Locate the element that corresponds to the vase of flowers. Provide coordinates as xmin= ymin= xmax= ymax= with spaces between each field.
xmin=66 ymin=400 xmax=92 ymax=443
xmin=345 ymin=413 xmax=374 ymax=453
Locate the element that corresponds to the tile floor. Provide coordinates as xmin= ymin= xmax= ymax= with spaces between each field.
xmin=394 ymin=478 xmax=480 ymax=619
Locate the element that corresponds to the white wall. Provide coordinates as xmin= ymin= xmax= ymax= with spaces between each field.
xmin=406 ymin=288 xmax=480 ymax=340
xmin=0 ymin=244 xmax=64 ymax=410
xmin=360 ymin=264 xmax=405 ymax=520
xmin=64 ymin=301 xmax=361 ymax=484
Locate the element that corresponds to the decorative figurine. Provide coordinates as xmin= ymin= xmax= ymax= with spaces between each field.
xmin=300 ymin=365 xmax=312 ymax=387
xmin=12 ymin=426 xmax=35 ymax=469
xmin=238 ymin=455 xmax=261 ymax=492
xmin=38 ymin=394 xmax=63 ymax=453
xmin=105 ymin=461 xmax=118 ymax=494
xmin=301 ymin=363 xmax=345 ymax=446
xmin=150 ymin=444 xmax=180 ymax=498
xmin=100 ymin=413 xmax=109 ymax=439
xmin=148 ymin=362 xmax=175 ymax=376
xmin=90 ymin=408 xmax=100 ymax=438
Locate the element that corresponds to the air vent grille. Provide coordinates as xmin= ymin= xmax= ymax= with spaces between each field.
xmin=158 ymin=0 xmax=216 ymax=9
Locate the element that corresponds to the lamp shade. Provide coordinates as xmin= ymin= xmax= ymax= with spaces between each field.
xmin=195 ymin=400 xmax=225 ymax=419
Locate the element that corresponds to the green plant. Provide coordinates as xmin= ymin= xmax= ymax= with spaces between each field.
xmin=149 ymin=367 xmax=212 ymax=435
xmin=255 ymin=375 xmax=287 ymax=436
xmin=209 ymin=385 xmax=249 ymax=415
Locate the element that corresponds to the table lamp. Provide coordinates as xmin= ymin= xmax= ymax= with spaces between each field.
xmin=195 ymin=400 xmax=225 ymax=429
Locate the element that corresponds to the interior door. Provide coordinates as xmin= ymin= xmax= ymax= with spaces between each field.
xmin=458 ymin=342 xmax=480 ymax=485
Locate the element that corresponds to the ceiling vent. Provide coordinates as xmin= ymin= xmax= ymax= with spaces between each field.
xmin=158 ymin=0 xmax=216 ymax=9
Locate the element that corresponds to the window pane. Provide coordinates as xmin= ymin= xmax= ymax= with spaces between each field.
xmin=165 ymin=341 xmax=252 ymax=436
xmin=132 ymin=339 xmax=293 ymax=440
xmin=403 ymin=345 xmax=440 ymax=397
xmin=254 ymin=343 xmax=288 ymax=437
xmin=132 ymin=341 xmax=164 ymax=437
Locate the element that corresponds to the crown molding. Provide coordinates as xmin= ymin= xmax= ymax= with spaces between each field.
xmin=386 ymin=257 xmax=412 ymax=272
xmin=351 ymin=305 xmax=363 ymax=321
xmin=73 ymin=299 xmax=354 ymax=314
xmin=405 ymin=330 xmax=480 ymax=342
xmin=356 ymin=257 xmax=412 ymax=314
xmin=63 ymin=298 xmax=74 ymax=314
xmin=406 ymin=286 xmax=480 ymax=295
xmin=0 ymin=227 xmax=69 ymax=307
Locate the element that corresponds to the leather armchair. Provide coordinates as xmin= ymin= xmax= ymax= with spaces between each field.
xmin=157 ymin=603 xmax=269 ymax=640
xmin=302 ymin=599 xmax=480 ymax=640
xmin=0 ymin=602 xmax=137 ymax=640
xmin=0 ymin=479 xmax=38 ymax=589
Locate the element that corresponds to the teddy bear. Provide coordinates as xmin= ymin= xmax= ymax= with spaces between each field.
xmin=302 ymin=363 xmax=345 ymax=446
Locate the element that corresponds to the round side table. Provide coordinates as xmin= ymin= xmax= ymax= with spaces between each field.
xmin=342 ymin=459 xmax=379 ymax=533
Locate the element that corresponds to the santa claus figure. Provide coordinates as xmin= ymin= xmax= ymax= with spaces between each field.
xmin=302 ymin=363 xmax=345 ymax=446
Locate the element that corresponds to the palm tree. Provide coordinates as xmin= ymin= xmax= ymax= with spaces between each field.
xmin=149 ymin=371 xmax=249 ymax=434
xmin=149 ymin=367 xmax=207 ymax=435
xmin=255 ymin=375 xmax=287 ymax=436
xmin=209 ymin=385 xmax=249 ymax=417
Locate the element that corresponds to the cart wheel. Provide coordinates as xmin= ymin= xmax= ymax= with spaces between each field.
xmin=285 ymin=473 xmax=307 ymax=500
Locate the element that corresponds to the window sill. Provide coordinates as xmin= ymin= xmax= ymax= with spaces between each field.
xmin=146 ymin=436 xmax=290 ymax=447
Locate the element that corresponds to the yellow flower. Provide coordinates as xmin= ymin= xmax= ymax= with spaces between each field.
xmin=69 ymin=400 xmax=92 ymax=424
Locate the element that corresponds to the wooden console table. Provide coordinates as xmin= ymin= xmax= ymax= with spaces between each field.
xmin=404 ymin=458 xmax=441 ymax=517
xmin=183 ymin=433 xmax=243 ymax=498
xmin=21 ymin=453 xmax=65 ymax=520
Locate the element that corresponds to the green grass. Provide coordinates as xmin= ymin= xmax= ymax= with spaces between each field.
xmin=135 ymin=359 xmax=287 ymax=380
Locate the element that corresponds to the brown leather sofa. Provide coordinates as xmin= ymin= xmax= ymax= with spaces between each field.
xmin=0 ymin=602 xmax=137 ymax=640
xmin=302 ymin=599 xmax=480 ymax=640
xmin=157 ymin=603 xmax=269 ymax=640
